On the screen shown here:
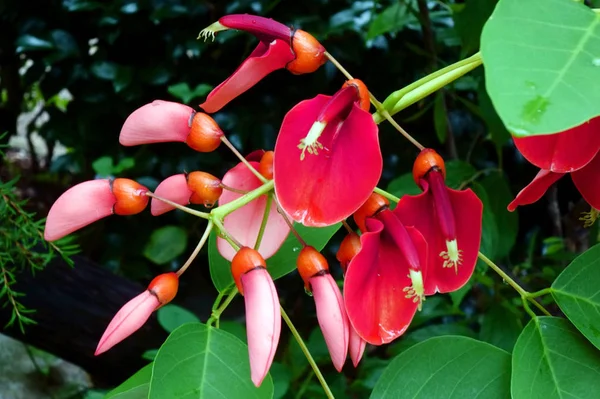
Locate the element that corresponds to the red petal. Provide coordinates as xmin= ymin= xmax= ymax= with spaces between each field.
xmin=507 ymin=170 xmax=565 ymax=211
xmin=151 ymin=174 xmax=193 ymax=216
xmin=44 ymin=179 xmax=116 ymax=241
xmin=200 ymin=40 xmax=295 ymax=113
xmin=274 ymin=97 xmax=382 ymax=227
xmin=572 ymin=152 xmax=600 ymax=209
xmin=513 ymin=117 xmax=600 ymax=173
xmin=217 ymin=162 xmax=290 ymax=261
xmin=119 ymin=101 xmax=193 ymax=146
xmin=343 ymin=219 xmax=427 ymax=345
xmin=395 ymin=186 xmax=482 ymax=295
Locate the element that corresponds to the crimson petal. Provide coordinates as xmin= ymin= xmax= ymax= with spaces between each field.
xmin=200 ymin=40 xmax=295 ymax=113
xmin=507 ymin=170 xmax=565 ymax=211
xmin=395 ymin=185 xmax=482 ymax=295
xmin=513 ymin=117 xmax=600 ymax=173
xmin=572 ymin=152 xmax=600 ymax=209
xmin=274 ymin=96 xmax=381 ymax=227
xmin=344 ymin=218 xmax=427 ymax=345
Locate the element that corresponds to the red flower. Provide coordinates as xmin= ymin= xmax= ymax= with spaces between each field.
xmin=509 ymin=118 xmax=600 ymax=212
xmin=395 ymin=149 xmax=482 ymax=295
xmin=198 ymin=14 xmax=327 ymax=113
xmin=273 ymin=79 xmax=381 ymax=227
xmin=345 ymin=193 xmax=428 ymax=345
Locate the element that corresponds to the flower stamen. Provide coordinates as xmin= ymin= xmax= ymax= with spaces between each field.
xmin=579 ymin=207 xmax=600 ymax=228
xmin=198 ymin=21 xmax=228 ymax=41
xmin=297 ymin=121 xmax=326 ymax=160
xmin=439 ymin=239 xmax=463 ymax=274
xmin=403 ymin=269 xmax=425 ymax=311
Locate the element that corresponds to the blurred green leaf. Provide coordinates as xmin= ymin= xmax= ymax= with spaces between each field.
xmin=219 ymin=320 xmax=247 ymax=342
xmin=433 ymin=92 xmax=448 ymax=144
xmin=367 ymin=1 xmax=412 ymax=39
xmin=480 ymin=304 xmax=522 ymax=352
xmin=270 ymin=362 xmax=291 ymax=399
xmin=453 ymin=0 xmax=498 ymax=56
xmin=168 ymin=82 xmax=213 ymax=103
xmin=143 ymin=226 xmax=187 ymax=265
xmin=91 ymin=61 xmax=118 ymax=80
xmin=105 ymin=364 xmax=152 ymax=399
xmin=157 ymin=304 xmax=200 ymax=333
xmin=387 ymin=173 xmax=420 ymax=199
xmin=92 ymin=156 xmax=113 ymax=177
xmin=15 ymin=35 xmax=54 ymax=52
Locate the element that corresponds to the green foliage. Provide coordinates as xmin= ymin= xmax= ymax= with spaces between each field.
xmin=105 ymin=364 xmax=152 ymax=399
xmin=157 ymin=304 xmax=201 ymax=333
xmin=143 ymin=226 xmax=188 ymax=265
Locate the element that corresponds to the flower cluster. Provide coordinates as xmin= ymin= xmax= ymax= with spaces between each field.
xmin=44 ymin=14 xmax=484 ymax=388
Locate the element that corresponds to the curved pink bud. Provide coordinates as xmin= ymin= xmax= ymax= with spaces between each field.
xmin=344 ymin=219 xmax=427 ymax=345
xmin=151 ymin=174 xmax=194 ymax=216
xmin=507 ymin=170 xmax=565 ymax=211
xmin=395 ymin=185 xmax=482 ymax=295
xmin=95 ymin=290 xmax=160 ymax=355
xmin=274 ymin=95 xmax=382 ymax=227
xmin=572 ymin=152 xmax=600 ymax=210
xmin=217 ymin=162 xmax=290 ymax=261
xmin=513 ymin=117 xmax=600 ymax=173
xmin=348 ymin=326 xmax=366 ymax=367
xmin=44 ymin=179 xmax=116 ymax=241
xmin=310 ymin=273 xmax=349 ymax=372
xmin=242 ymin=268 xmax=281 ymax=387
xmin=119 ymin=100 xmax=193 ymax=146
xmin=200 ymin=40 xmax=295 ymax=113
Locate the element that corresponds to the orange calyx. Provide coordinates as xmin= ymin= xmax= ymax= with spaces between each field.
xmin=258 ymin=151 xmax=274 ymax=180
xmin=187 ymin=171 xmax=223 ymax=208
xmin=231 ymin=247 xmax=267 ymax=294
xmin=111 ymin=178 xmax=149 ymax=215
xmin=353 ymin=193 xmax=390 ymax=232
xmin=413 ymin=148 xmax=446 ymax=187
xmin=286 ymin=29 xmax=326 ymax=75
xmin=148 ymin=272 xmax=179 ymax=304
xmin=336 ymin=232 xmax=361 ymax=273
xmin=342 ymin=79 xmax=370 ymax=112
xmin=187 ymin=112 xmax=224 ymax=152
xmin=297 ymin=246 xmax=329 ymax=291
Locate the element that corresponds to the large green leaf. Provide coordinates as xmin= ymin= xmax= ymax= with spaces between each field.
xmin=481 ymin=0 xmax=600 ymax=136
xmin=551 ymin=244 xmax=600 ymax=349
xmin=105 ymin=364 xmax=152 ymax=399
xmin=511 ymin=317 xmax=600 ymax=399
xmin=480 ymin=304 xmax=522 ymax=352
xmin=149 ymin=323 xmax=273 ymax=398
xmin=371 ymin=336 xmax=511 ymax=398
xmin=209 ymin=223 xmax=340 ymax=292
xmin=387 ymin=323 xmax=476 ymax=356
xmin=143 ymin=226 xmax=187 ymax=265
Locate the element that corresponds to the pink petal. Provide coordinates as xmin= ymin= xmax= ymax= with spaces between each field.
xmin=344 ymin=219 xmax=427 ymax=345
xmin=348 ymin=326 xmax=366 ymax=367
xmin=395 ymin=186 xmax=482 ymax=295
xmin=572 ymin=152 xmax=600 ymax=209
xmin=44 ymin=179 xmax=116 ymax=241
xmin=217 ymin=162 xmax=290 ymax=261
xmin=274 ymin=97 xmax=382 ymax=227
xmin=310 ymin=273 xmax=349 ymax=372
xmin=151 ymin=174 xmax=193 ymax=216
xmin=513 ymin=117 xmax=600 ymax=173
xmin=200 ymin=40 xmax=295 ymax=113
xmin=95 ymin=290 xmax=160 ymax=355
xmin=242 ymin=268 xmax=281 ymax=387
xmin=507 ymin=170 xmax=565 ymax=211
xmin=119 ymin=100 xmax=193 ymax=146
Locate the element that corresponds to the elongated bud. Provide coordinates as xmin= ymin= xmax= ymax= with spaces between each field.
xmin=112 ymin=178 xmax=150 ymax=215
xmin=413 ymin=148 xmax=446 ymax=187
xmin=258 ymin=151 xmax=275 ymax=180
xmin=187 ymin=112 xmax=224 ymax=152
xmin=296 ymin=246 xmax=329 ymax=291
xmin=95 ymin=272 xmax=179 ymax=355
xmin=353 ymin=193 xmax=389 ymax=232
xmin=342 ymin=79 xmax=370 ymax=112
xmin=336 ymin=232 xmax=361 ymax=273
xmin=231 ymin=247 xmax=267 ymax=294
xmin=187 ymin=171 xmax=223 ymax=208
xmin=287 ymin=30 xmax=326 ymax=75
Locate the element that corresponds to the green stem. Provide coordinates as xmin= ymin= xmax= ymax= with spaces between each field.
xmin=208 ymin=287 xmax=238 ymax=327
xmin=212 ymin=217 xmax=242 ymax=250
xmin=254 ymin=194 xmax=273 ymax=250
xmin=176 ymin=220 xmax=213 ymax=277
xmin=212 ymin=289 xmax=227 ymax=312
xmin=280 ymin=306 xmax=334 ymax=399
xmin=526 ymin=288 xmax=553 ymax=299
xmin=521 ymin=296 xmax=538 ymax=319
xmin=373 ymin=187 xmax=400 ymax=203
xmin=221 ymin=136 xmax=268 ymax=184
xmin=212 ymin=180 xmax=274 ymax=219
xmin=145 ymin=192 xmax=210 ymax=219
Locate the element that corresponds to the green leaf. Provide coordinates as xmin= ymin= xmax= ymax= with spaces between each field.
xmin=480 ymin=304 xmax=522 ymax=352
xmin=157 ymin=305 xmax=200 ymax=333
xmin=386 ymin=173 xmax=420 ymax=199
xmin=478 ymin=80 xmax=511 ymax=147
xmin=479 ymin=172 xmax=518 ymax=258
xmin=372 ymin=336 xmax=511 ymax=398
xmin=15 ymin=35 xmax=55 ymax=52
xmin=511 ymin=317 xmax=600 ymax=399
xmin=270 ymin=362 xmax=291 ymax=399
xmin=387 ymin=324 xmax=476 ymax=356
xmin=552 ymin=243 xmax=600 ymax=349
xmin=105 ymin=364 xmax=152 ymax=399
xmin=445 ymin=160 xmax=478 ymax=189
xmin=433 ymin=92 xmax=448 ymax=144
xmin=143 ymin=226 xmax=187 ymax=265
xmin=91 ymin=61 xmax=119 ymax=80
xmin=168 ymin=83 xmax=213 ymax=103
xmin=367 ymin=1 xmax=412 ymax=39
xmin=208 ymin=223 xmax=340 ymax=292
xmin=471 ymin=182 xmax=499 ymax=259
xmin=92 ymin=156 xmax=113 ymax=177
xmin=219 ymin=320 xmax=247 ymax=342
xmin=453 ymin=0 xmax=498 ymax=56
xmin=481 ymin=0 xmax=600 ymax=136
xmin=149 ymin=323 xmax=273 ymax=398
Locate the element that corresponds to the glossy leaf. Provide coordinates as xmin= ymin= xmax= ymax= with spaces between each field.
xmin=481 ymin=0 xmax=600 ymax=136
xmin=149 ymin=323 xmax=273 ymax=398
xmin=512 ymin=317 xmax=600 ymax=399
xmin=209 ymin=223 xmax=340 ymax=292
xmin=143 ymin=226 xmax=187 ymax=265
xmin=371 ymin=336 xmax=511 ymax=398
xmin=105 ymin=364 xmax=152 ymax=399
xmin=387 ymin=324 xmax=476 ymax=356
xmin=552 ymin=243 xmax=600 ymax=349
xmin=157 ymin=304 xmax=200 ymax=333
